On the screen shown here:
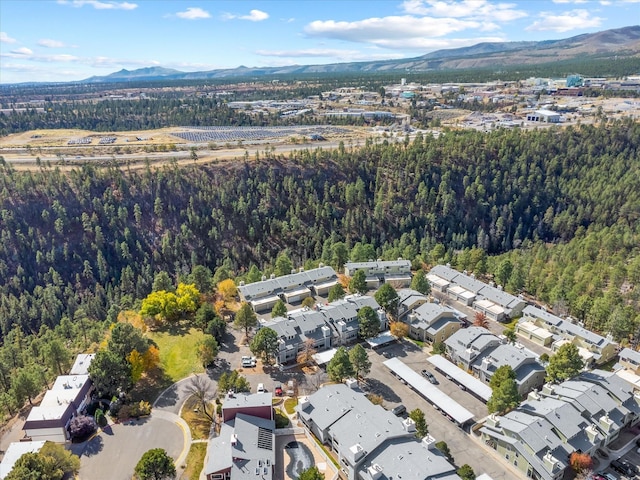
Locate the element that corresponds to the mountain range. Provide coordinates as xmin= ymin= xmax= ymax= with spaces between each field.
xmin=84 ymin=25 xmax=640 ymax=83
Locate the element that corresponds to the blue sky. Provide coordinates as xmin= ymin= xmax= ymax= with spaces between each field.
xmin=1 ymin=0 xmax=638 ymax=83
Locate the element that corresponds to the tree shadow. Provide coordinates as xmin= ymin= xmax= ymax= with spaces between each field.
xmin=219 ymin=331 xmax=239 ymax=353
xmin=361 ymin=378 xmax=402 ymax=403
xmin=152 ymin=383 xmax=179 ymax=408
xmin=81 ymin=435 xmax=104 ymax=457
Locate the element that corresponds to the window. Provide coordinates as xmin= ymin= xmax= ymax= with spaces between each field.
xmin=505 ymin=454 xmax=510 ymax=460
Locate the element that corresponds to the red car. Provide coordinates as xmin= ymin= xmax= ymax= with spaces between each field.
xmin=274 ymin=385 xmax=283 ymax=396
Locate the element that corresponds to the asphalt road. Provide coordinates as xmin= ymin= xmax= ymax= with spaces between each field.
xmin=74 ymin=415 xmax=184 ymax=480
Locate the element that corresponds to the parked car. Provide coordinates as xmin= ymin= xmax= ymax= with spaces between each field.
xmin=610 ymin=459 xmax=632 ymax=476
xmin=421 ymin=370 xmax=438 ymax=384
xmin=274 ymin=385 xmax=283 ymax=396
xmin=391 ymin=404 xmax=406 ymax=416
xmin=241 ymin=356 xmax=257 ymax=368
xmin=382 ymin=351 xmax=391 ymax=358
xmin=600 ymin=473 xmax=617 ymax=480
xmin=257 ymin=383 xmax=266 ymax=393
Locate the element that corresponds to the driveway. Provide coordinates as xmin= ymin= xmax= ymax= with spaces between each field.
xmin=74 ymin=415 xmax=185 ymax=480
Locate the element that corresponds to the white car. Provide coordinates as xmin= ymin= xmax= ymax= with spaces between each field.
xmin=257 ymin=383 xmax=266 ymax=393
xmin=241 ymin=356 xmax=257 ymax=368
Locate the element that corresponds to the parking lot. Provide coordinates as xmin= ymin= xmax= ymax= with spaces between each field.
xmin=363 ymin=340 xmax=516 ymax=479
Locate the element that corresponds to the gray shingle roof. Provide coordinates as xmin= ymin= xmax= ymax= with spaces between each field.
xmin=238 ymin=266 xmax=337 ymax=300
xmin=429 ymin=265 xmax=525 ymax=312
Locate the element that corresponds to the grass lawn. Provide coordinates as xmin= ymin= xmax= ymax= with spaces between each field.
xmin=283 ymin=397 xmax=298 ymax=415
xmin=180 ymin=442 xmax=207 ymax=480
xmin=181 ymin=395 xmax=214 ymax=440
xmin=148 ymin=325 xmax=206 ymax=382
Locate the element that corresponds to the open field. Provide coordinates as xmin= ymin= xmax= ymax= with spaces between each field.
xmin=148 ymin=326 xmax=206 ymax=382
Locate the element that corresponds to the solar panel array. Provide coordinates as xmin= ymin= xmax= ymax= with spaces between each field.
xmin=68 ymin=137 xmax=92 ymax=145
xmin=171 ymin=125 xmax=348 ymax=143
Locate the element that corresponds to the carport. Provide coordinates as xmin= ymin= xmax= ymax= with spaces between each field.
xmin=366 ymin=330 xmax=396 ymax=348
xmin=427 ymin=354 xmax=493 ymax=402
xmin=383 ymin=358 xmax=475 ymax=426
xmin=312 ymin=348 xmax=338 ymax=366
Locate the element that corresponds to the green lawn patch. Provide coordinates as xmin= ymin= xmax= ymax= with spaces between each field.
xmin=283 ymin=397 xmax=298 ymax=415
xmin=181 ymin=442 xmax=207 ymax=480
xmin=148 ymin=326 xmax=206 ymax=382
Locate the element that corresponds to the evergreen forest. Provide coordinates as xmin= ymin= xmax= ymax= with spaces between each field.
xmin=0 ymin=118 xmax=639 ymax=359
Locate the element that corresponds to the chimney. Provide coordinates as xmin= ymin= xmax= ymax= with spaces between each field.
xmin=367 ymin=464 xmax=383 ymax=480
xmin=402 ymin=417 xmax=416 ymax=433
xmin=422 ymin=434 xmax=437 ymax=450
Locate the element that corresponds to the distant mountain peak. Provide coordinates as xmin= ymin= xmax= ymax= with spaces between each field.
xmin=82 ymin=25 xmax=640 ymax=83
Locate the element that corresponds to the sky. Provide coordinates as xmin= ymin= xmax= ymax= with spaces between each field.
xmin=1 ymin=0 xmax=638 ymax=84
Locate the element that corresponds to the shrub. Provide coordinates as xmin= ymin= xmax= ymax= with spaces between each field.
xmin=94 ymin=408 xmax=107 ymax=427
xmin=69 ymin=415 xmax=97 ymax=440
xmin=130 ymin=400 xmax=152 ymax=417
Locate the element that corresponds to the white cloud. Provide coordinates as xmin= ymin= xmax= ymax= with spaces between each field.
xmin=526 ymin=9 xmax=603 ymax=32
xmin=0 ymin=32 xmax=17 ymax=44
xmin=11 ymin=47 xmax=33 ymax=56
xmin=223 ymin=9 xmax=269 ymax=21
xmin=57 ymin=0 xmax=137 ymax=10
xmin=256 ymin=48 xmax=364 ymax=58
xmin=38 ymin=39 xmax=66 ymax=48
xmin=552 ymin=0 xmax=588 ymax=3
xmin=175 ymin=7 xmax=211 ymax=19
xmin=241 ymin=9 xmax=268 ymax=21
xmin=401 ymin=0 xmax=527 ymax=22
xmin=305 ymin=15 xmax=482 ymax=46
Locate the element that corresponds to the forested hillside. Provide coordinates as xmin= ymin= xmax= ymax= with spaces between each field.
xmin=0 ymin=119 xmax=639 ymax=343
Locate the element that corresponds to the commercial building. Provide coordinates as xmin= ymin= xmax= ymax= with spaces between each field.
xmin=525 ymin=109 xmax=561 ymax=123
xmin=22 ymin=354 xmax=95 ymax=443
xmin=0 ymin=441 xmax=46 ymax=479
xmin=23 ymin=374 xmax=93 ymax=443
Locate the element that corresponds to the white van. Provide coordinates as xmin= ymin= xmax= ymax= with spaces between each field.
xmin=257 ymin=383 xmax=266 ymax=393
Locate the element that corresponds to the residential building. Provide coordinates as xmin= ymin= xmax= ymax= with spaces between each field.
xmin=297 ymin=384 xmax=461 ymax=480
xmin=618 ymin=348 xmax=640 ymax=375
xmin=517 ymin=306 xmax=617 ymax=366
xmin=0 ymin=441 xmax=46 ymax=479
xmin=263 ymin=295 xmax=385 ymax=365
xmin=427 ymin=265 xmax=526 ymax=321
xmin=237 ymin=266 xmax=338 ymax=312
xmin=203 ymin=392 xmax=276 ymax=480
xmin=22 ymin=374 xmax=93 ymax=443
xmin=614 ymin=348 xmax=640 ymax=392
xmin=474 ymin=343 xmax=546 ymax=396
xmin=396 ymin=289 xmax=429 ymax=320
xmin=344 ymin=259 xmax=412 ymax=288
xmin=479 ymin=370 xmax=640 ymax=480
xmin=221 ymin=391 xmax=274 ymax=423
xmin=406 ymin=302 xmax=463 ymax=344
xmin=445 ymin=327 xmax=503 ymax=371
